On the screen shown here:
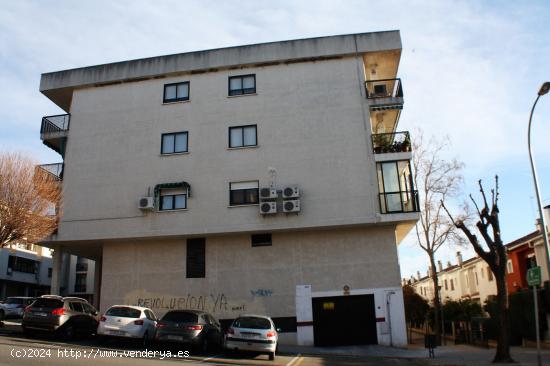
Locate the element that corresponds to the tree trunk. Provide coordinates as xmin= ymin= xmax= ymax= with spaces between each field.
xmin=429 ymin=254 xmax=441 ymax=343
xmin=493 ymin=267 xmax=514 ymax=363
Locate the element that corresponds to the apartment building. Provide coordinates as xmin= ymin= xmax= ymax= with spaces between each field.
xmin=37 ymin=31 xmax=419 ymax=347
xmin=0 ymin=244 xmax=52 ymax=299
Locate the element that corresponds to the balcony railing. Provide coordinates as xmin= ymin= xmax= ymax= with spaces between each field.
xmin=379 ymin=190 xmax=419 ymax=214
xmin=372 ymin=131 xmax=411 ymax=154
xmin=365 ymin=78 xmax=403 ymax=99
xmin=38 ymin=163 xmax=64 ymax=180
xmin=40 ymin=114 xmax=70 ymax=134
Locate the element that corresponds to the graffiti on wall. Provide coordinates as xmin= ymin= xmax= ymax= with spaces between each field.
xmin=250 ymin=289 xmax=273 ymax=297
xmin=136 ymin=293 xmax=230 ymax=313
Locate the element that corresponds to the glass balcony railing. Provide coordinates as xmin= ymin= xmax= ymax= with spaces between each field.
xmin=379 ymin=190 xmax=420 ymax=214
xmin=365 ymin=78 xmax=403 ymax=99
xmin=37 ymin=163 xmax=64 ymax=180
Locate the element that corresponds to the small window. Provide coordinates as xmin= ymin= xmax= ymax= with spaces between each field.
xmin=450 ymin=279 xmax=455 ymax=291
xmin=163 ymin=82 xmax=189 ymax=103
xmin=229 ymin=181 xmax=259 ymax=206
xmin=159 ymin=188 xmax=187 ymax=211
xmin=161 ymin=132 xmax=188 ymax=154
xmin=187 ymin=238 xmax=205 ymax=278
xmin=444 ymin=279 xmax=448 ymax=290
xmin=475 ymin=272 xmax=479 ymax=285
xmin=75 ymin=273 xmax=87 ymax=292
xmin=487 ymin=267 xmax=493 ymax=281
xmin=251 ymin=233 xmax=272 ymax=247
xmin=229 ymin=74 xmax=256 ymax=96
xmin=507 ymin=260 xmax=514 ymax=274
xmin=229 ymin=125 xmax=257 ymax=148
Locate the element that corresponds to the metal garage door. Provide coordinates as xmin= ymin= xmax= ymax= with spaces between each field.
xmin=312 ymin=294 xmax=378 ymax=346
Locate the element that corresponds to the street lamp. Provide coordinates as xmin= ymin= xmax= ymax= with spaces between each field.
xmin=528 ymin=81 xmax=550 ymax=281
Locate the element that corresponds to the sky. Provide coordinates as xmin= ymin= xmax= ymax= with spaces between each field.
xmin=1 ymin=0 xmax=549 ymax=278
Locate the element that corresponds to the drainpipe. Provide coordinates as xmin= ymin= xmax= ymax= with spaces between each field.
xmin=386 ymin=291 xmax=396 ymax=347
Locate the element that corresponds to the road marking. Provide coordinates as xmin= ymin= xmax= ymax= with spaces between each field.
xmin=201 ymin=354 xmax=221 ymax=362
xmin=286 ymin=354 xmax=302 ymax=366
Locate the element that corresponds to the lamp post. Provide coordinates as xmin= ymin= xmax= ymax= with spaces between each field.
xmin=528 ymin=81 xmax=550 ymax=281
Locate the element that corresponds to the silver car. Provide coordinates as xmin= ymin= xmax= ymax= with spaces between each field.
xmin=224 ymin=315 xmax=279 ymax=361
xmin=0 ymin=297 xmax=34 ymax=319
xmin=97 ymin=305 xmax=158 ymax=345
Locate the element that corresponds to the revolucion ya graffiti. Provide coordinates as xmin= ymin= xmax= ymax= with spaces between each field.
xmin=135 ymin=293 xmax=229 ymax=313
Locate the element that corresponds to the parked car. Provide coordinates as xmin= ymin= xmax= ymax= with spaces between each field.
xmin=97 ymin=305 xmax=157 ymax=345
xmin=155 ymin=310 xmax=222 ymax=352
xmin=0 ymin=297 xmax=34 ymax=319
xmin=22 ymin=295 xmax=99 ymax=339
xmin=224 ymin=315 xmax=279 ymax=361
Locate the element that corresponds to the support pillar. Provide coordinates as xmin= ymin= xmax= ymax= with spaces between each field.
xmin=93 ymin=257 xmax=102 ymax=310
xmin=50 ymin=248 xmax=63 ymax=295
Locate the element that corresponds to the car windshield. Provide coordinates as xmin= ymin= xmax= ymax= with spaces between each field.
xmin=31 ymin=298 xmax=63 ymax=308
xmin=6 ymin=298 xmax=24 ymax=304
xmin=161 ymin=311 xmax=198 ymax=323
xmin=106 ymin=307 xmax=141 ymax=318
xmin=233 ymin=317 xmax=271 ymax=329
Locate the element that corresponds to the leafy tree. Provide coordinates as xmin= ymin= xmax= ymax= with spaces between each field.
xmin=403 ymin=284 xmax=430 ymax=327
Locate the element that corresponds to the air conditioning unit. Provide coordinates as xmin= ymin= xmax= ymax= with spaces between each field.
xmin=282 ymin=186 xmax=300 ymax=199
xmin=260 ymin=187 xmax=277 ymax=200
xmin=260 ymin=202 xmax=277 ymax=215
xmin=138 ymin=197 xmax=154 ymax=210
xmin=283 ymin=199 xmax=300 ymax=213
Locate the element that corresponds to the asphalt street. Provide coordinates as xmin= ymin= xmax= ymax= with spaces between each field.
xmin=0 ymin=333 xmax=429 ymax=366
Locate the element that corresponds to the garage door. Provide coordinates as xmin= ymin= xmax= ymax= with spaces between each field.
xmin=312 ymin=294 xmax=378 ymax=346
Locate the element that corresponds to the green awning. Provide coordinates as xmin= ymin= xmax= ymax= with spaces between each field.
xmin=154 ymin=182 xmax=191 ymax=197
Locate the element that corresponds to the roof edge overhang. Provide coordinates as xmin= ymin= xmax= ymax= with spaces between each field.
xmin=40 ymin=31 xmax=402 ymax=111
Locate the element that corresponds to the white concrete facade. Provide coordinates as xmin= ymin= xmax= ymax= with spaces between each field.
xmin=39 ymin=32 xmax=417 ymax=347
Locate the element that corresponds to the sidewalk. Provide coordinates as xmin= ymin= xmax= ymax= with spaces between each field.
xmin=278 ymin=343 xmax=550 ymax=366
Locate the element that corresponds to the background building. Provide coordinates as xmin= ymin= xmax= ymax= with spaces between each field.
xmin=38 ymin=31 xmax=419 ymax=347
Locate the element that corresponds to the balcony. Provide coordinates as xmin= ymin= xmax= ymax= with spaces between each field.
xmin=40 ymin=114 xmax=70 ymax=157
xmin=372 ymin=131 xmax=411 ymax=154
xmin=379 ymin=190 xmax=420 ymax=214
xmin=37 ymin=163 xmax=64 ymax=180
xmin=365 ymin=78 xmax=404 ymax=108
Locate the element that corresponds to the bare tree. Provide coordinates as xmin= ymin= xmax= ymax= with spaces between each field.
xmin=412 ymin=131 xmax=464 ymax=342
xmin=0 ymin=152 xmax=61 ymax=247
xmin=442 ymin=176 xmax=514 ymax=363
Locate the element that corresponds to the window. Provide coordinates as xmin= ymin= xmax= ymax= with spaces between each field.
xmin=7 ymin=256 xmax=36 ymax=274
xmin=187 ymin=238 xmax=205 ymax=278
xmin=507 ymin=259 xmax=514 ymax=274
xmin=161 ymin=132 xmax=188 ymax=154
xmin=229 ymin=181 xmax=259 ymax=206
xmin=229 ymin=125 xmax=257 ymax=148
xmin=450 ymin=279 xmax=455 ymax=291
xmin=376 ymin=160 xmax=418 ymax=213
xmin=75 ymin=273 xmax=87 ymax=293
xmin=70 ymin=301 xmax=84 ymax=312
xmin=444 ymin=279 xmax=448 ymax=290
xmin=106 ymin=307 xmax=141 ymax=318
xmin=163 ymin=82 xmax=189 ymax=103
xmin=487 ymin=267 xmax=493 ymax=281
xmin=82 ymin=303 xmax=96 ymax=315
xmin=48 ymin=268 xmax=52 ymax=278
xmin=475 ymin=272 xmax=479 ymax=285
xmin=229 ymin=74 xmax=256 ymax=96
xmin=76 ymin=257 xmax=88 ymax=272
xmin=159 ymin=188 xmax=187 ymax=211
xmin=481 ymin=267 xmax=484 ymax=278
xmin=251 ymin=233 xmax=272 ymax=247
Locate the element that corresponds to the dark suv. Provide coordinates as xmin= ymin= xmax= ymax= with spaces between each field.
xmin=22 ymin=295 xmax=99 ymax=339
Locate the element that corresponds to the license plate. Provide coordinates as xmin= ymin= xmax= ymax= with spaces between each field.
xmin=109 ymin=330 xmax=125 ymax=336
xmin=241 ymin=333 xmax=259 ymax=339
xmin=167 ymin=335 xmax=183 ymax=341
xmin=35 ymin=312 xmax=48 ymax=317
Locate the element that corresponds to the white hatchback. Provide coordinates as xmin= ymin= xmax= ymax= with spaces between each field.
xmin=97 ymin=305 xmax=157 ymax=345
xmin=225 ymin=315 xmax=279 ymax=361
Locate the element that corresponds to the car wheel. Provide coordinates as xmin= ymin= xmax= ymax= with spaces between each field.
xmin=269 ymin=351 xmax=275 ymax=361
xmin=63 ymin=324 xmax=74 ymax=340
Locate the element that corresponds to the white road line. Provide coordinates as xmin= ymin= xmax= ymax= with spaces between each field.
xmin=201 ymin=354 xmax=221 ymax=363
xmin=286 ymin=353 xmax=302 ymax=366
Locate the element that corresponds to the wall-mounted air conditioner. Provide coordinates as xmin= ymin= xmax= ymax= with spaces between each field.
xmin=260 ymin=202 xmax=277 ymax=215
xmin=260 ymin=187 xmax=277 ymax=200
xmin=138 ymin=197 xmax=154 ymax=210
xmin=282 ymin=186 xmax=300 ymax=199
xmin=283 ymin=199 xmax=300 ymax=213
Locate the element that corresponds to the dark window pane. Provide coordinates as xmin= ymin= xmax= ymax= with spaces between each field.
xmin=31 ymin=298 xmax=63 ymax=308
xmin=245 ymin=188 xmax=259 ymax=204
xmin=187 ymin=238 xmax=205 ymax=278
xmin=106 ymin=307 xmax=142 ymax=318
xmin=70 ymin=302 xmax=84 ymax=312
xmin=230 ymin=190 xmax=245 ymax=205
xmin=162 ymin=311 xmax=199 ymax=323
xmin=233 ymin=316 xmax=271 ymax=329
xmin=251 ymin=233 xmax=272 ymax=247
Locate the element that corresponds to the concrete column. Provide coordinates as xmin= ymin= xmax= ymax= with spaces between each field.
xmin=93 ymin=257 xmax=102 ymax=310
xmin=50 ymin=249 xmax=63 ymax=295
